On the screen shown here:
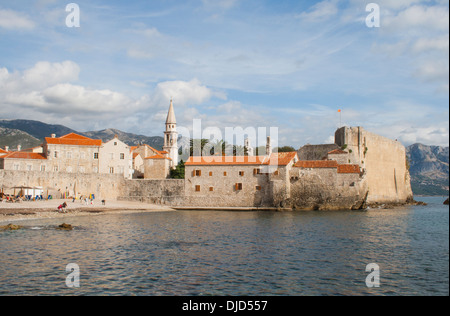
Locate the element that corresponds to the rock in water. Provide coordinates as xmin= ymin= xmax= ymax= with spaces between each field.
xmin=0 ymin=224 xmax=23 ymax=230
xmin=58 ymin=223 xmax=73 ymax=230
xmin=444 ymin=198 xmax=449 ymax=205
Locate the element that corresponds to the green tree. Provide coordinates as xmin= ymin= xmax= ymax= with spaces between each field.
xmin=170 ymin=160 xmax=185 ymax=179
xmin=275 ymin=146 xmax=296 ymax=153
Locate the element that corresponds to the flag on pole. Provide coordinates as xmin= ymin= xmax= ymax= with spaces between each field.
xmin=338 ymin=109 xmax=341 ymax=113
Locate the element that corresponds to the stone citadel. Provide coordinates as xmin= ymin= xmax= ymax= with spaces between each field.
xmin=0 ymin=101 xmax=413 ymax=210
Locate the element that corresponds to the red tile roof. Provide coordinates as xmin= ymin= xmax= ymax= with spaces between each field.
xmin=1 ymin=152 xmax=46 ymax=160
xmin=267 ymin=152 xmax=299 ymax=166
xmin=45 ymin=133 xmax=102 ymax=146
xmin=337 ymin=164 xmax=361 ymax=174
xmin=294 ymin=160 xmax=361 ymax=174
xmin=145 ymin=154 xmax=171 ymax=160
xmin=185 ymin=152 xmax=298 ymax=166
xmin=294 ymin=160 xmax=339 ymax=169
xmin=0 ymin=148 xmax=9 ymax=154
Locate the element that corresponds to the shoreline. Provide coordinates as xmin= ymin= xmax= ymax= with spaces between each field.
xmin=0 ymin=199 xmax=175 ymax=223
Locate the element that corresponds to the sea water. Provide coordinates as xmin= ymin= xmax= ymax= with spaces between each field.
xmin=0 ymin=196 xmax=448 ymax=296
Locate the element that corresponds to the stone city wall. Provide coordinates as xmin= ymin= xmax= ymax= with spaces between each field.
xmin=0 ymin=170 xmax=125 ymax=200
xmin=118 ymin=179 xmax=185 ymax=206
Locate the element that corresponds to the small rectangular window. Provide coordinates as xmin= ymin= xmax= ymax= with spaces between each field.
xmin=209 ymin=171 xmax=213 ymax=176
xmin=224 ymin=172 xmax=227 ymax=176
xmin=239 ymin=171 xmax=244 ymax=176
xmin=94 ymin=153 xmax=99 ymax=159
xmin=195 ymin=170 xmax=202 ymax=177
xmin=195 ymin=185 xmax=201 ymax=192
xmin=235 ymin=183 xmax=243 ymax=191
xmin=209 ymin=187 xmax=214 ymax=192
xmin=120 ymin=153 xmax=125 ymax=160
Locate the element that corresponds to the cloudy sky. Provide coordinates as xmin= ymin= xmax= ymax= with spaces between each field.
xmin=0 ymin=0 xmax=448 ymax=148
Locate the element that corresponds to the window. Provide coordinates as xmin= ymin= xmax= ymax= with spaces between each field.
xmin=53 ymin=166 xmax=58 ymax=172
xmin=114 ymin=142 xmax=118 ymax=146
xmin=209 ymin=187 xmax=214 ymax=192
xmin=109 ymin=167 xmax=114 ymax=174
xmin=274 ymin=170 xmax=279 ymax=176
xmin=54 ymin=151 xmax=58 ymax=158
xmin=40 ymin=165 xmax=46 ymax=172
xmin=256 ymin=186 xmax=262 ymax=191
xmin=254 ymin=168 xmax=261 ymax=175
xmin=94 ymin=153 xmax=99 ymax=159
xmin=239 ymin=171 xmax=245 ymax=176
xmin=235 ymin=183 xmax=243 ymax=191
xmin=195 ymin=170 xmax=202 ymax=177
xmin=120 ymin=153 xmax=125 ymax=160
xmin=209 ymin=171 xmax=213 ymax=177
xmin=195 ymin=185 xmax=201 ymax=192
xmin=224 ymin=172 xmax=227 ymax=176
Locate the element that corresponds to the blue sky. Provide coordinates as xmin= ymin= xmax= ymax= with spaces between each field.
xmin=0 ymin=0 xmax=448 ymax=148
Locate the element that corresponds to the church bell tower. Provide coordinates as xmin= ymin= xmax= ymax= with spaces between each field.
xmin=163 ymin=99 xmax=178 ymax=168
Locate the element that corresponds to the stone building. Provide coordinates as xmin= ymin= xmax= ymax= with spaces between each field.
xmin=44 ymin=133 xmax=102 ymax=173
xmin=130 ymin=144 xmax=170 ymax=179
xmin=184 ymin=152 xmax=299 ymax=208
xmin=99 ymin=135 xmax=133 ymax=179
xmin=0 ymin=133 xmax=134 ymax=179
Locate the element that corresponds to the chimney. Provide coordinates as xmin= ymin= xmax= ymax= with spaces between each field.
xmin=51 ymin=134 xmax=56 ymax=138
xmin=17 ymin=145 xmax=21 ymax=152
xmin=5 ymin=146 xmax=9 ymax=152
xmin=266 ymin=136 xmax=272 ymax=156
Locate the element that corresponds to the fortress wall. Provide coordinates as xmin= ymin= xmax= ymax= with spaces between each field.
xmin=0 ymin=170 xmax=125 ymax=200
xmin=118 ymin=179 xmax=185 ymax=206
xmin=288 ymin=167 xmax=367 ymax=210
xmin=335 ymin=127 xmax=413 ymax=204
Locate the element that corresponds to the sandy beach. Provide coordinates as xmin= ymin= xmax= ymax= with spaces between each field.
xmin=0 ymin=199 xmax=175 ymax=223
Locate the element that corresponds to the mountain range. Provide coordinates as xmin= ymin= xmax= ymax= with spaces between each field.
xmin=0 ymin=119 xmax=448 ymax=196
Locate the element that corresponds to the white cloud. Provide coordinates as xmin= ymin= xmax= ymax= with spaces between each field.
xmin=297 ymin=0 xmax=339 ymax=22
xmin=153 ymin=78 xmax=225 ymax=107
xmin=383 ymin=5 xmax=449 ymax=32
xmin=0 ymin=9 xmax=35 ymax=30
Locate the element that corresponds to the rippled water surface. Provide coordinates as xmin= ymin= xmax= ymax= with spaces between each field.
xmin=0 ymin=197 xmax=448 ymax=296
